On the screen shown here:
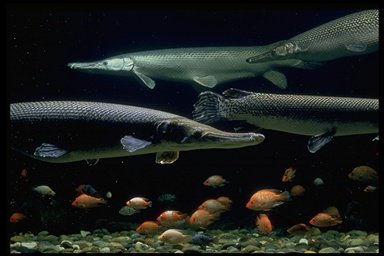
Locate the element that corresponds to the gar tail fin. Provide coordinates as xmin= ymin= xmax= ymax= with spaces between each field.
xmin=192 ymin=91 xmax=227 ymax=124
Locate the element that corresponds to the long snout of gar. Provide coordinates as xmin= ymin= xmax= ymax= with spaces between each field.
xmin=67 ymin=62 xmax=100 ymax=70
xmin=202 ymin=130 xmax=265 ymax=148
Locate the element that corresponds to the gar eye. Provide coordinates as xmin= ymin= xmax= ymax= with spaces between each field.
xmin=103 ymin=61 xmax=108 ymax=65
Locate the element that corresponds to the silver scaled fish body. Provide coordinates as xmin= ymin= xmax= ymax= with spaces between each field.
xmin=192 ymin=88 xmax=378 ymax=153
xmin=246 ymin=9 xmax=378 ymax=63
xmin=10 ymin=101 xmax=264 ymax=164
xmin=68 ymin=46 xmax=310 ymax=90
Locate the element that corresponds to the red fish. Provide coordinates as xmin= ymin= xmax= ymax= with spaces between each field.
xmin=136 ymin=221 xmax=162 ymax=235
xmin=10 ymin=212 xmax=27 ymax=223
xmin=290 ymin=185 xmax=305 ymax=197
xmin=309 ymin=212 xmax=342 ymax=227
xmin=198 ymin=199 xmax=230 ymax=214
xmin=189 ymin=209 xmax=219 ymax=228
xmin=71 ymin=194 xmax=107 ymax=209
xmin=246 ymin=189 xmax=290 ymax=211
xmin=156 ymin=210 xmax=188 ymax=227
xmin=287 ymin=223 xmax=311 ymax=236
xmin=256 ymin=213 xmax=272 ymax=233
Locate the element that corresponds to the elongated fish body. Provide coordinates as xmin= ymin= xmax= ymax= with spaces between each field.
xmin=10 ymin=101 xmax=264 ymax=164
xmin=247 ymin=9 xmax=379 ymax=63
xmin=192 ymin=88 xmax=378 ymax=153
xmin=68 ymin=46 xmax=308 ymax=90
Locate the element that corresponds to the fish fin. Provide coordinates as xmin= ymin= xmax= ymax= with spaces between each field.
xmin=307 ymin=129 xmax=336 ymax=153
xmin=345 ymin=42 xmax=367 ymax=52
xmin=262 ymin=70 xmax=287 ymax=89
xmin=192 ymin=75 xmax=218 ymax=88
xmin=192 ymin=91 xmax=226 ymax=124
xmin=155 ymin=151 xmax=179 ymax=164
xmin=34 ymin=143 xmax=68 ymax=158
xmin=120 ymin=136 xmax=151 ymax=152
xmin=293 ymin=60 xmax=323 ymax=70
xmin=372 ymin=135 xmax=379 ymax=141
xmin=85 ymin=159 xmax=99 ymax=166
xmin=133 ymin=69 xmax=156 ymax=89
xmin=222 ymin=88 xmax=252 ymax=98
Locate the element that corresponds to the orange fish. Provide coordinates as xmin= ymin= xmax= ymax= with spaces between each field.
xmin=156 ymin=210 xmax=188 ymax=227
xmin=126 ymin=197 xmax=152 ymax=209
xmin=216 ymin=196 xmax=232 ymax=207
xmin=246 ymin=189 xmax=290 ymax=211
xmin=348 ymin=165 xmax=378 ymax=184
xmin=198 ymin=199 xmax=230 ymax=214
xmin=189 ymin=209 xmax=219 ymax=228
xmin=158 ymin=229 xmax=190 ymax=244
xmin=286 ymin=223 xmax=311 ymax=236
xmin=282 ymin=167 xmax=296 ymax=182
xmin=290 ymin=185 xmax=305 ymax=197
xmin=203 ymin=175 xmax=228 ymax=188
xmin=71 ymin=194 xmax=107 ymax=209
xmin=323 ymin=206 xmax=341 ymax=219
xmin=256 ymin=213 xmax=272 ymax=233
xmin=309 ymin=212 xmax=342 ymax=227
xmin=10 ymin=212 xmax=27 ymax=223
xmin=136 ymin=221 xmax=162 ymax=235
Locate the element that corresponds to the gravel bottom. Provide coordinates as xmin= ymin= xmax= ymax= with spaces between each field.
xmin=10 ymin=228 xmax=379 ymax=253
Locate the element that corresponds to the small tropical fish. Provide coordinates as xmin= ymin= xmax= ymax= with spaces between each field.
xmin=156 ymin=193 xmax=176 ymax=202
xmin=323 ymin=206 xmax=341 ymax=219
xmin=363 ymin=185 xmax=377 ymax=192
xmin=136 ymin=221 xmax=162 ymax=235
xmin=203 ymin=175 xmax=228 ymax=188
xmin=158 ymin=229 xmax=190 ymax=244
xmin=286 ymin=223 xmax=311 ymax=236
xmin=282 ymin=167 xmax=296 ymax=182
xmin=309 ymin=212 xmax=342 ymax=227
xmin=256 ymin=213 xmax=273 ymax=233
xmin=156 ymin=210 xmax=188 ymax=227
xmin=119 ymin=205 xmax=140 ymax=216
xmin=189 ymin=209 xmax=219 ymax=228
xmin=348 ymin=165 xmax=378 ymax=184
xmin=71 ymin=194 xmax=107 ymax=209
xmin=10 ymin=212 xmax=27 ymax=223
xmin=189 ymin=233 xmax=213 ymax=245
xmin=290 ymin=185 xmax=306 ymax=197
xmin=246 ymin=189 xmax=290 ymax=211
xmin=198 ymin=199 xmax=230 ymax=214
xmin=32 ymin=185 xmax=56 ymax=196
xmin=216 ymin=196 xmax=233 ymax=207
xmin=313 ymin=177 xmax=324 ymax=186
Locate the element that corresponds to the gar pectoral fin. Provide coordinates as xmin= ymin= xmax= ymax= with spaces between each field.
xmin=372 ymin=135 xmax=379 ymax=141
xmin=262 ymin=70 xmax=287 ymax=89
xmin=192 ymin=75 xmax=218 ymax=88
xmin=132 ymin=69 xmax=156 ymax=89
xmin=307 ymin=129 xmax=336 ymax=153
xmin=85 ymin=159 xmax=100 ymax=166
xmin=155 ymin=151 xmax=179 ymax=164
xmin=34 ymin=143 xmax=68 ymax=158
xmin=120 ymin=135 xmax=152 ymax=152
xmin=345 ymin=42 xmax=367 ymax=52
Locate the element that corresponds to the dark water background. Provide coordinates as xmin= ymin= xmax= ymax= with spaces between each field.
xmin=7 ymin=4 xmax=379 ymax=235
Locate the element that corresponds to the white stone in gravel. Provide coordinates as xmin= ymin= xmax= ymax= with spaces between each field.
xmin=10 ymin=242 xmax=21 ymax=248
xmin=259 ymin=240 xmax=267 ymax=245
xmin=318 ymin=247 xmax=338 ymax=253
xmin=100 ymin=247 xmax=111 ymax=253
xmin=72 ymin=244 xmax=80 ymax=250
xmin=345 ymin=246 xmax=365 ymax=253
xmin=135 ymin=241 xmax=150 ymax=251
xmin=174 ymin=250 xmax=184 ymax=253
xmin=299 ymin=238 xmax=308 ymax=245
xmin=80 ymin=230 xmax=91 ymax=237
xmin=21 ymin=242 xmax=37 ymax=249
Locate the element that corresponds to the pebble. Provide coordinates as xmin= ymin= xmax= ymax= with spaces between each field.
xmin=299 ymin=238 xmax=309 ymax=245
xmin=100 ymin=247 xmax=111 ymax=253
xmin=344 ymin=246 xmax=365 ymax=253
xmin=348 ymin=238 xmax=364 ymax=246
xmin=318 ymin=247 xmax=338 ymax=253
xmin=80 ymin=230 xmax=91 ymax=237
xmin=20 ymin=241 xmax=37 ymax=249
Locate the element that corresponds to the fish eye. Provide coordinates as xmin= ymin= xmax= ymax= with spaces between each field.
xmin=103 ymin=61 xmax=108 ymax=65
